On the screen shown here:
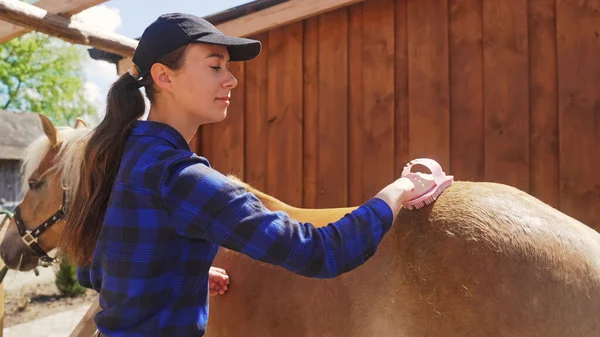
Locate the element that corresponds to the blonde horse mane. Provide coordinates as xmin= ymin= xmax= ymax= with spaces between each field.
xmin=20 ymin=124 xmax=92 ymax=208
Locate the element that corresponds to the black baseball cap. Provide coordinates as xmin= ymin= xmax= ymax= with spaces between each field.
xmin=132 ymin=13 xmax=262 ymax=79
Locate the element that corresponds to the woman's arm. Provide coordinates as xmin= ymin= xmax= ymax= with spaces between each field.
xmin=160 ymin=157 xmax=433 ymax=279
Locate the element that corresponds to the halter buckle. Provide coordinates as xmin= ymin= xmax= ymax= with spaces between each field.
xmin=22 ymin=231 xmax=38 ymax=245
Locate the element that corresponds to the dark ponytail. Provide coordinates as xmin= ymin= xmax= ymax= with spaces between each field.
xmin=61 ymin=44 xmax=190 ymax=264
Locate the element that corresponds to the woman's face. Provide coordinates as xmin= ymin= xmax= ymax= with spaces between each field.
xmin=170 ymin=43 xmax=238 ymax=124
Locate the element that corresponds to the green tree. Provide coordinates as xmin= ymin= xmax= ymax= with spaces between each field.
xmin=0 ymin=31 xmax=96 ymax=126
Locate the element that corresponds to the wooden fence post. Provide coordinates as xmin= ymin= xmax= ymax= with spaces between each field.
xmin=0 ymin=260 xmax=5 ymax=337
xmin=69 ymin=295 xmax=100 ymax=337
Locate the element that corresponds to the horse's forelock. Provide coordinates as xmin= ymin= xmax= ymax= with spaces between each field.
xmin=20 ymin=126 xmax=91 ymax=200
xmin=20 ymin=133 xmax=53 ymax=196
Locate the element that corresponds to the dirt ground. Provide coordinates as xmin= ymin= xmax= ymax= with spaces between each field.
xmin=4 ymin=280 xmax=96 ymax=327
xmin=0 ymin=214 xmax=96 ymax=328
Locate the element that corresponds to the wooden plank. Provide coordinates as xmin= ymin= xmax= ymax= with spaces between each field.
xmin=302 ymin=17 xmax=319 ymax=208
xmin=316 ymin=7 xmax=348 ymax=208
xmin=353 ymin=0 xmax=395 ymax=202
xmin=227 ymin=62 xmax=246 ymax=177
xmin=244 ymin=33 xmax=269 ymax=191
xmin=0 ymin=0 xmax=137 ymax=56
xmin=482 ymin=0 xmax=529 ymax=191
xmin=189 ymin=129 xmax=202 ymax=155
xmin=0 ymin=258 xmax=3 ymax=337
xmin=407 ymin=0 xmax=450 ymax=170
xmin=69 ymin=298 xmax=100 ymax=337
xmin=348 ymin=3 xmax=364 ymax=205
xmin=200 ymin=124 xmax=215 ymax=166
xmin=394 ymin=0 xmax=409 ymax=175
xmin=529 ymin=0 xmax=558 ymax=208
xmin=202 ymin=63 xmax=246 ymax=177
xmin=448 ymin=0 xmax=484 ymax=181
xmin=557 ymin=0 xmax=600 ymax=230
xmin=0 ymin=0 xmax=107 ymax=43
xmin=266 ymin=22 xmax=303 ymax=205
xmin=216 ymin=0 xmax=365 ymax=38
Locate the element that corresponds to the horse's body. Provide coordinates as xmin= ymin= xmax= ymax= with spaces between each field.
xmin=205 ymin=179 xmax=600 ymax=337
xmin=1 ymin=117 xmax=599 ymax=336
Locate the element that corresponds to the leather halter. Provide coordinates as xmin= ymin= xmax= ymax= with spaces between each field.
xmin=13 ymin=190 xmax=66 ymax=263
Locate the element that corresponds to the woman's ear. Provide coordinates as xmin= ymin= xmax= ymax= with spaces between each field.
xmin=150 ymin=63 xmax=173 ymax=91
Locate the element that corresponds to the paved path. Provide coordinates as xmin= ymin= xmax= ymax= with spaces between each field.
xmin=4 ymin=304 xmax=90 ymax=337
xmin=1 ymin=214 xmax=92 ymax=336
xmin=2 ymin=261 xmax=91 ymax=336
xmin=3 ymin=266 xmax=56 ymax=292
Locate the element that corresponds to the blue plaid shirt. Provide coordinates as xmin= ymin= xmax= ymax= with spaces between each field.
xmin=77 ymin=120 xmax=394 ymax=336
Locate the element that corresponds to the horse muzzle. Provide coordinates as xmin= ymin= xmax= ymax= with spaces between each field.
xmin=0 ymin=218 xmax=40 ymax=271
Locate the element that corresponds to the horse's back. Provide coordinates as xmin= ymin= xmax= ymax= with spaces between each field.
xmin=393 ymin=181 xmax=600 ymax=336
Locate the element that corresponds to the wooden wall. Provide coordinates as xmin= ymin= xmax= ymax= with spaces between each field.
xmin=195 ymin=0 xmax=600 ymax=231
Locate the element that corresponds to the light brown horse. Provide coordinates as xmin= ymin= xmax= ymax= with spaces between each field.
xmin=1 ymin=115 xmax=599 ymax=337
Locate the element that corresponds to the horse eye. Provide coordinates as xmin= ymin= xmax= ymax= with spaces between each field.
xmin=28 ymin=180 xmax=43 ymax=190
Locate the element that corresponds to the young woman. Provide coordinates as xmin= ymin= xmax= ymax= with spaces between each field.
xmin=64 ymin=13 xmax=439 ymax=336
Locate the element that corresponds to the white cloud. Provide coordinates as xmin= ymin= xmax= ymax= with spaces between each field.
xmin=73 ymin=5 xmax=122 ymax=34
xmin=84 ymin=81 xmax=100 ymax=102
xmin=84 ymin=81 xmax=101 ymax=108
xmin=84 ymin=58 xmax=118 ymax=83
xmin=74 ymin=4 xmax=123 ymax=124
xmin=82 ymin=58 xmax=117 ymax=125
xmin=83 ymin=81 xmax=104 ymax=124
xmin=23 ymin=87 xmax=42 ymax=101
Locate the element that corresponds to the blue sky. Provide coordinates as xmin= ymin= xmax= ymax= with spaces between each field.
xmin=102 ymin=0 xmax=253 ymax=37
xmin=72 ymin=0 xmax=253 ymax=122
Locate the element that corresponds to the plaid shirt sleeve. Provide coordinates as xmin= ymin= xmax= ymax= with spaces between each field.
xmin=160 ymin=156 xmax=394 ymax=278
xmin=76 ymin=265 xmax=93 ymax=289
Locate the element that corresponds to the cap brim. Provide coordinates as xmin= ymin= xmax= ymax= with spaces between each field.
xmin=196 ymin=34 xmax=262 ymax=62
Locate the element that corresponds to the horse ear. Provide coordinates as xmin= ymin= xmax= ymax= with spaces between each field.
xmin=74 ymin=118 xmax=87 ymax=129
xmin=39 ymin=114 xmax=58 ymax=146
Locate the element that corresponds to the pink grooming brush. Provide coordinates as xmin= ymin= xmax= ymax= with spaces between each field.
xmin=401 ymin=158 xmax=453 ymax=210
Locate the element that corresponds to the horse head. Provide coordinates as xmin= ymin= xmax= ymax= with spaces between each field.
xmin=0 ymin=114 xmax=90 ymax=271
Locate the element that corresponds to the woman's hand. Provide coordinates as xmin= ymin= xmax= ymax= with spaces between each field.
xmin=209 ymin=266 xmax=230 ymax=296
xmin=375 ymin=172 xmax=436 ymax=216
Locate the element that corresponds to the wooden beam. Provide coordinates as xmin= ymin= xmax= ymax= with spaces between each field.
xmin=0 ymin=0 xmax=137 ymax=57
xmin=0 ymin=0 xmax=107 ymax=43
xmin=216 ymin=0 xmax=365 ymax=37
